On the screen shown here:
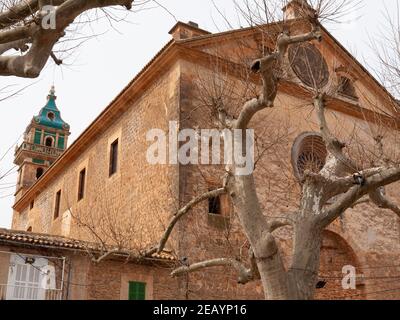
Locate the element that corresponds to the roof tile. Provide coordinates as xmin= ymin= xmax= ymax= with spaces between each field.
xmin=0 ymin=228 xmax=175 ymax=262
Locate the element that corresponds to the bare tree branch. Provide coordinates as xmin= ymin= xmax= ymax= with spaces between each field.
xmin=50 ymin=51 xmax=62 ymax=65
xmin=314 ymin=93 xmax=359 ymax=176
xmin=0 ymin=0 xmax=134 ymax=77
xmin=0 ymin=38 xmax=29 ymax=55
xmin=145 ymin=187 xmax=228 ymax=256
xmin=268 ymin=214 xmax=295 ymax=232
xmin=369 ymin=188 xmax=400 ymax=218
xmin=0 ymin=0 xmax=38 ymax=28
xmin=319 ymin=166 xmax=400 ymax=227
xmin=171 ymin=258 xmax=254 ymax=285
xmin=235 ymin=25 xmax=322 ymax=130
xmin=92 ymin=248 xmax=120 ymax=263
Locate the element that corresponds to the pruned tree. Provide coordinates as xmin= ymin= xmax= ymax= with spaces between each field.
xmin=145 ymin=0 xmax=400 ymax=300
xmin=0 ymin=0 xmax=148 ymax=78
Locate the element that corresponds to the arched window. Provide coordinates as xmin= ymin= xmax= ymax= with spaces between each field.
xmin=291 ymin=132 xmax=327 ymax=181
xmin=27 ymin=226 xmax=32 ymax=232
xmin=36 ymin=167 xmax=44 ymax=179
xmin=45 ymin=136 xmax=54 ymax=147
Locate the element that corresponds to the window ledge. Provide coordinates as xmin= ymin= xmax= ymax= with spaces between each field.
xmin=337 ymin=92 xmax=359 ymax=104
xmin=207 ymin=213 xmax=230 ymax=229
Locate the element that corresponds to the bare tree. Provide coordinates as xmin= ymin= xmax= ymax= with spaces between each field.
xmin=370 ymin=1 xmax=400 ymax=100
xmin=0 ymin=0 xmax=152 ymax=78
xmin=144 ymin=0 xmax=400 ymax=300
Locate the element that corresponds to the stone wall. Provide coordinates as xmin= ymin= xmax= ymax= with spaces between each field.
xmin=176 ymin=41 xmax=400 ymax=300
xmin=13 ymin=62 xmax=181 ymax=252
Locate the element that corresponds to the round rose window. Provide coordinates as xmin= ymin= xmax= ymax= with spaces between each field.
xmin=291 ymin=132 xmax=327 ymax=181
xmin=288 ymin=43 xmax=329 ymax=89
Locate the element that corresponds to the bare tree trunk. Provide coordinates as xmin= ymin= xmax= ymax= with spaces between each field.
xmin=257 ymin=251 xmax=290 ymax=300
xmin=230 ymin=173 xmax=290 ymax=300
xmin=287 ymin=222 xmax=322 ymax=300
xmin=286 ymin=179 xmax=324 ymax=299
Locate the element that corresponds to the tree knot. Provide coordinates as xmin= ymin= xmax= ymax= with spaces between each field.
xmin=353 ymin=172 xmax=366 ymax=186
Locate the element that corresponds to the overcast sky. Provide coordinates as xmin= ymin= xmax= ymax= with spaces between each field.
xmin=0 ymin=0 xmax=397 ymax=228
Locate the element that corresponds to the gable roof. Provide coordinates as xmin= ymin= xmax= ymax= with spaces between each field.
xmin=177 ymin=20 xmax=398 ymax=116
xmin=12 ymin=19 xmax=400 ymax=212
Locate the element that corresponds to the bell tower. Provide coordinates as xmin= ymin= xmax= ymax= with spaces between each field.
xmin=282 ymin=0 xmax=316 ymax=20
xmin=14 ymin=86 xmax=70 ymax=201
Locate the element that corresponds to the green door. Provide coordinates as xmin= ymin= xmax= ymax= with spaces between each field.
xmin=128 ymin=281 xmax=146 ymax=300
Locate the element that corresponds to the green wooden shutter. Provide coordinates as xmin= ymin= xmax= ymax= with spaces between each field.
xmin=34 ymin=130 xmax=42 ymax=144
xmin=128 ymin=282 xmax=146 ymax=300
xmin=58 ymin=135 xmax=65 ymax=149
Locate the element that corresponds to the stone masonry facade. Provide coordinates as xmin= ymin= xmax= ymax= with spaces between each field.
xmin=9 ymin=16 xmax=400 ymax=300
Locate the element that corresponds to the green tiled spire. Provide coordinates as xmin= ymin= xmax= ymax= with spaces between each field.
xmin=33 ymin=86 xmax=70 ymax=130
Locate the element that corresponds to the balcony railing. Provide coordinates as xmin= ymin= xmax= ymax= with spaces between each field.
xmin=15 ymin=142 xmax=64 ymax=158
xmin=0 ymin=284 xmax=62 ymax=300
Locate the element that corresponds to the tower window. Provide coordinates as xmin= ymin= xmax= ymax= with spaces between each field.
xmin=30 ymin=200 xmax=34 ymax=210
xmin=36 ymin=167 xmax=44 ymax=179
xmin=45 ymin=136 xmax=54 ymax=147
xmin=54 ymin=190 xmax=61 ymax=219
xmin=78 ymin=168 xmax=86 ymax=201
xmin=47 ymin=112 xmax=55 ymax=121
xmin=109 ymin=139 xmax=119 ymax=176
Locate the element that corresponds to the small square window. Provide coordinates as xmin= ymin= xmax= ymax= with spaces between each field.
xmin=128 ymin=281 xmax=146 ymax=300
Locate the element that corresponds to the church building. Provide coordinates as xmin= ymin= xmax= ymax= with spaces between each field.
xmin=0 ymin=1 xmax=399 ymax=300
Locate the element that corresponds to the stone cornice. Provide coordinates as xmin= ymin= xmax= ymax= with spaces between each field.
xmin=178 ymin=44 xmax=400 ymax=127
